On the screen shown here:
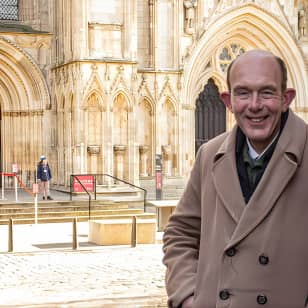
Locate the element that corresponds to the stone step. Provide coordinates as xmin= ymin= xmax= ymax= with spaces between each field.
xmin=0 ymin=199 xmax=141 ymax=208
xmin=0 ymin=204 xmax=141 ymax=214
xmin=0 ymin=213 xmax=156 ymax=225
xmin=0 ymin=208 xmax=145 ymax=220
xmin=0 ymin=199 xmax=145 ymax=211
xmin=69 ymin=185 xmax=145 ymax=200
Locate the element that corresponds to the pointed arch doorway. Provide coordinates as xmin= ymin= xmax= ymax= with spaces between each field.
xmin=195 ymin=78 xmax=226 ymax=154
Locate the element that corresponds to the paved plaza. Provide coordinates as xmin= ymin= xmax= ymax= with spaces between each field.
xmin=0 ymin=210 xmax=168 ymax=308
xmin=0 ymin=189 xmax=168 ymax=307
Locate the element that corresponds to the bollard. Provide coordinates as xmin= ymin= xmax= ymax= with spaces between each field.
xmin=1 ymin=173 xmax=4 ymax=200
xmin=72 ymin=217 xmax=78 ymax=250
xmin=8 ymin=218 xmax=13 ymax=252
xmin=131 ymin=216 xmax=137 ymax=248
xmin=14 ymin=176 xmax=18 ymax=202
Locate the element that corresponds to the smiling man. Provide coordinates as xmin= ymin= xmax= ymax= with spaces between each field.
xmin=163 ymin=50 xmax=308 ymax=308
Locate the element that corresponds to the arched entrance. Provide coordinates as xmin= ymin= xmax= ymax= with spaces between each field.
xmin=0 ymin=36 xmax=50 ymax=185
xmin=183 ymin=4 xmax=308 ymax=165
xmin=195 ymin=78 xmax=226 ymax=153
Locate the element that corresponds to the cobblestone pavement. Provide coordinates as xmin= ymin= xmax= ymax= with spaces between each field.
xmin=0 ymin=190 xmax=168 ymax=307
xmin=0 ymin=220 xmax=167 ymax=308
xmin=0 ymin=245 xmax=167 ymax=307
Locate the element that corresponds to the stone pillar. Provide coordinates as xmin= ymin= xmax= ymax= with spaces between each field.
xmin=162 ymin=145 xmax=172 ymax=176
xmin=80 ymin=142 xmax=85 ymax=173
xmin=139 ymin=145 xmax=149 ymax=176
xmin=87 ymin=145 xmax=100 ymax=173
xmin=113 ymin=145 xmax=126 ymax=180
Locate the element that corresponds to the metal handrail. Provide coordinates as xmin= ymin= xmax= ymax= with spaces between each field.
xmin=70 ymin=175 xmax=92 ymax=220
xmin=100 ymin=173 xmax=147 ymax=212
xmin=70 ymin=173 xmax=147 ymax=213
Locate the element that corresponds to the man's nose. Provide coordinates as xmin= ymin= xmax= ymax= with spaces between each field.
xmin=248 ymin=92 xmax=262 ymax=111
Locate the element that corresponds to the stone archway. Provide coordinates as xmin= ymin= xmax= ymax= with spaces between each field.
xmin=0 ymin=36 xmax=50 ymax=185
xmin=183 ymin=4 xmax=308 ymax=161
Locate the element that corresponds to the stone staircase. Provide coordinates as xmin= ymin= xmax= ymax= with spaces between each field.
xmin=0 ymin=199 xmax=156 ymax=225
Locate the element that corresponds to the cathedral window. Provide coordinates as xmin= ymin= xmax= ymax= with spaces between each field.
xmin=218 ymin=44 xmax=245 ymax=72
xmin=0 ymin=0 xmax=18 ymax=21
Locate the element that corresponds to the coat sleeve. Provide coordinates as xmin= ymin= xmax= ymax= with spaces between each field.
xmin=162 ymin=147 xmax=203 ymax=308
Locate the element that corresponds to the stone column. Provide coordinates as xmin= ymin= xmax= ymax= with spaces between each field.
xmin=87 ymin=145 xmax=100 ymax=174
xmin=139 ymin=145 xmax=149 ymax=176
xmin=113 ymin=145 xmax=126 ymax=180
xmin=80 ymin=142 xmax=85 ymax=173
xmin=162 ymin=145 xmax=172 ymax=176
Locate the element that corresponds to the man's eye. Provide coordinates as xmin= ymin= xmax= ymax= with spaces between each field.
xmin=234 ymin=90 xmax=249 ymax=99
xmin=260 ymin=90 xmax=275 ymax=99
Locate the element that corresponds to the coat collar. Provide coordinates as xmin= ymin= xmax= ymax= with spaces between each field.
xmin=212 ymin=109 xmax=307 ymax=249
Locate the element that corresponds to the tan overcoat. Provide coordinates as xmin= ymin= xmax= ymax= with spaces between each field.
xmin=163 ymin=110 xmax=308 ymax=308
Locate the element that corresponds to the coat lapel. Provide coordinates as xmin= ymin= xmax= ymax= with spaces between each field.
xmin=212 ymin=127 xmax=246 ymax=224
xmin=225 ymin=110 xmax=307 ymax=250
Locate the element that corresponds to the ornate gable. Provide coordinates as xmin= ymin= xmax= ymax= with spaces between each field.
xmin=110 ymin=65 xmax=130 ymax=94
xmin=138 ymin=75 xmax=154 ymax=102
xmin=158 ymin=76 xmax=177 ymax=102
xmin=207 ymin=1 xmax=294 ymax=37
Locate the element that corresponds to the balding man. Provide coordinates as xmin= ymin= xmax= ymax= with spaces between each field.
xmin=163 ymin=50 xmax=308 ymax=307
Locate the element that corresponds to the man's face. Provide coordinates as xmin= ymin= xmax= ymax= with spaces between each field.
xmin=221 ymin=52 xmax=295 ymax=153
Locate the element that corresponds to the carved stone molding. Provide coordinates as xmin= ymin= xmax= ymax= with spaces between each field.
xmin=139 ymin=145 xmax=149 ymax=155
xmin=3 ymin=110 xmax=44 ymax=117
xmin=113 ymin=144 xmax=127 ymax=154
xmin=87 ymin=145 xmax=100 ymax=155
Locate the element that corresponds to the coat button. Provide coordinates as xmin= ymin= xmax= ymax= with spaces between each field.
xmin=259 ymin=255 xmax=269 ymax=265
xmin=219 ymin=289 xmax=230 ymax=300
xmin=257 ymin=294 xmax=267 ymax=305
xmin=226 ymin=247 xmax=237 ymax=257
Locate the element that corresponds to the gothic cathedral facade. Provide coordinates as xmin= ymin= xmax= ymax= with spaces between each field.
xmin=1 ymin=0 xmax=308 ymax=197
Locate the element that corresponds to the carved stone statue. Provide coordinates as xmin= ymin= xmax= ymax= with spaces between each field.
xmin=184 ymin=0 xmax=197 ymax=34
xmin=299 ymin=6 xmax=308 ymax=39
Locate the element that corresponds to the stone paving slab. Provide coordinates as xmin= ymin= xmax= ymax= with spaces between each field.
xmin=0 ymin=246 xmax=167 ymax=307
xmin=0 ymin=190 xmax=168 ymax=307
xmin=0 ymin=221 xmax=167 ymax=307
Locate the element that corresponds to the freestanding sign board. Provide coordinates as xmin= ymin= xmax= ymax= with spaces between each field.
xmin=12 ymin=163 xmax=18 ymax=173
xmin=155 ymin=154 xmax=162 ymax=200
xmin=73 ymin=175 xmax=95 ymax=192
xmin=32 ymin=183 xmax=39 ymax=194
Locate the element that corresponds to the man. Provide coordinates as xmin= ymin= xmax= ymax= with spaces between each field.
xmin=163 ymin=50 xmax=308 ymax=308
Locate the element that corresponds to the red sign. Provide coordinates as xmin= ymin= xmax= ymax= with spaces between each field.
xmin=73 ymin=175 xmax=95 ymax=192
xmin=156 ymin=171 xmax=162 ymax=190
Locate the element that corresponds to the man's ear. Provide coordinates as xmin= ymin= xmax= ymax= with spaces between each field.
xmin=282 ymin=88 xmax=296 ymax=112
xmin=220 ymin=91 xmax=233 ymax=112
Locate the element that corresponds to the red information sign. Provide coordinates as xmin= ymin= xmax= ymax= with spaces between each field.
xmin=73 ymin=175 xmax=95 ymax=192
xmin=156 ymin=171 xmax=162 ymax=190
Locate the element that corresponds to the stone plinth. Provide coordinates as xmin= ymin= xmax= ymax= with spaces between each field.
xmin=89 ymin=218 xmax=156 ymax=245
